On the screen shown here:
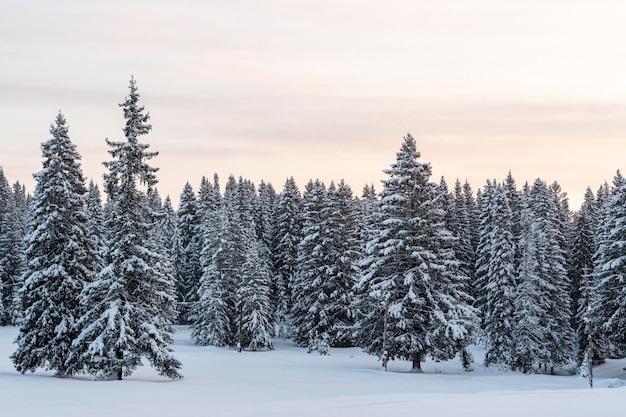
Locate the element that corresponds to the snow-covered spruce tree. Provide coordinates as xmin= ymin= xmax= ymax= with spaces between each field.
xmin=513 ymin=205 xmax=548 ymax=373
xmin=358 ymin=183 xmax=379 ymax=247
xmin=293 ymin=179 xmax=361 ymax=351
xmin=503 ymin=172 xmax=522 ymax=221
xmin=463 ymin=180 xmax=480 ymax=258
xmin=502 ymin=172 xmax=522 ymax=273
xmin=291 ymin=179 xmax=359 ymax=351
xmin=237 ymin=239 xmax=274 ymax=351
xmin=191 ymin=174 xmax=223 ymax=337
xmin=351 ymin=184 xmax=379 ymax=347
xmin=474 ymin=179 xmax=496 ymax=319
xmin=86 ymin=181 xmax=106 ymax=263
xmin=229 ymin=177 xmax=276 ymax=351
xmin=512 ymin=180 xmax=575 ymax=373
xmin=193 ymin=175 xmax=275 ymax=351
xmin=11 ymin=112 xmax=98 ymax=377
xmin=192 ymin=207 xmax=234 ymax=347
xmin=551 ymin=181 xmax=576 ymax=319
xmin=531 ymin=179 xmax=575 ymax=371
xmin=8 ymin=182 xmax=30 ymax=325
xmin=71 ymin=78 xmax=182 ymax=380
xmin=0 ymin=167 xmax=13 ymax=322
xmin=591 ymin=171 xmax=626 ymax=358
xmin=326 ymin=179 xmax=361 ymax=346
xmin=475 ymin=183 xmax=518 ymax=368
xmin=174 ymin=182 xmax=202 ymax=323
xmin=0 ymin=180 xmax=28 ymax=325
xmin=291 ymin=179 xmax=330 ymax=350
xmin=572 ymin=188 xmax=602 ymax=365
xmin=158 ymin=195 xmax=177 ymax=265
xmin=256 ymin=180 xmax=276 ymax=251
xmin=270 ymin=177 xmax=302 ymax=337
xmin=451 ymin=179 xmax=476 ymax=295
xmin=355 ymin=133 xmax=477 ymax=371
xmin=583 ymin=182 xmax=611 ymax=361
xmin=196 ymin=175 xmax=220 ymax=227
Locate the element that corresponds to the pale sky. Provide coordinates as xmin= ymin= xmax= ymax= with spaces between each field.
xmin=2 ymin=0 xmax=626 ymax=209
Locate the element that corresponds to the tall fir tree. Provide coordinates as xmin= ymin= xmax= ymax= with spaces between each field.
xmin=572 ymin=188 xmax=602 ymax=365
xmin=513 ymin=204 xmax=549 ymax=372
xmin=326 ymin=180 xmax=361 ymax=346
xmin=291 ymin=180 xmax=360 ymax=350
xmin=291 ymin=179 xmax=330 ymax=350
xmin=11 ymin=112 xmax=98 ymax=376
xmin=512 ymin=180 xmax=575 ymax=372
xmin=356 ymin=134 xmax=477 ymax=371
xmin=451 ymin=179 xmax=476 ymax=294
xmin=192 ymin=206 xmax=234 ymax=347
xmin=174 ymin=182 xmax=202 ymax=323
xmin=0 ymin=180 xmax=28 ymax=325
xmin=0 ymin=167 xmax=13 ymax=322
xmin=237 ymin=239 xmax=274 ymax=351
xmin=86 ymin=181 xmax=106 ymax=263
xmin=270 ymin=177 xmax=302 ymax=337
xmin=591 ymin=171 xmax=626 ymax=358
xmin=71 ymin=78 xmax=182 ymax=380
xmin=158 ymin=195 xmax=178 ymax=266
xmin=475 ymin=183 xmax=518 ymax=367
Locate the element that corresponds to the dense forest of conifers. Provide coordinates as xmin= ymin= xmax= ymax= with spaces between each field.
xmin=0 ymin=78 xmax=624 ymax=380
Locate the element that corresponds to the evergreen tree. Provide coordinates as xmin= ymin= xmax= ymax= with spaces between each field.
xmin=0 ymin=180 xmax=28 ymax=325
xmin=463 ymin=180 xmax=480 ymax=258
xmin=71 ymin=78 xmax=182 ymax=380
xmin=503 ymin=171 xmax=522 ymax=271
xmin=159 ymin=195 xmax=177 ymax=265
xmin=475 ymin=179 xmax=497 ymax=316
xmin=11 ymin=112 xmax=98 ymax=376
xmin=256 ymin=180 xmax=276 ymax=249
xmin=591 ymin=171 xmax=626 ymax=358
xmin=356 ymin=134 xmax=477 ymax=371
xmin=573 ymin=188 xmax=601 ymax=365
xmin=327 ymin=180 xmax=361 ymax=346
xmin=531 ymin=180 xmax=575 ymax=370
xmin=174 ymin=182 xmax=202 ymax=323
xmin=292 ymin=180 xmax=360 ymax=349
xmin=0 ymin=167 xmax=14 ymax=322
xmin=237 ymin=239 xmax=274 ymax=351
xmin=192 ymin=207 xmax=234 ymax=347
xmin=270 ymin=177 xmax=302 ymax=337
xmin=291 ymin=178 xmax=360 ymax=350
xmin=476 ymin=183 xmax=518 ymax=367
xmin=512 ymin=180 xmax=575 ymax=372
xmin=193 ymin=175 xmax=274 ymax=350
xmin=291 ymin=179 xmax=329 ymax=349
xmin=513 ymin=205 xmax=549 ymax=372
xmin=451 ymin=179 xmax=476 ymax=293
xmin=196 ymin=175 xmax=222 ymax=228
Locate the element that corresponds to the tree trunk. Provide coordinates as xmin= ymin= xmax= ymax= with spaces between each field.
xmin=116 ymin=348 xmax=123 ymax=380
xmin=411 ymin=353 xmax=423 ymax=373
xmin=382 ymin=300 xmax=389 ymax=371
xmin=238 ymin=302 xmax=244 ymax=353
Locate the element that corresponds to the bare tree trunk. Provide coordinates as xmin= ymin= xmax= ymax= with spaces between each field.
xmin=382 ymin=300 xmax=389 ymax=371
xmin=587 ymin=319 xmax=594 ymax=388
xmin=238 ymin=302 xmax=244 ymax=353
xmin=116 ymin=348 xmax=123 ymax=380
xmin=411 ymin=352 xmax=423 ymax=373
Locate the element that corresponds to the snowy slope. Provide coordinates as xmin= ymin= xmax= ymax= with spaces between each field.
xmin=0 ymin=326 xmax=625 ymax=417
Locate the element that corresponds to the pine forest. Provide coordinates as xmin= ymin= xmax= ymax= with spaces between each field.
xmin=2 ymin=78 xmax=626 ymax=381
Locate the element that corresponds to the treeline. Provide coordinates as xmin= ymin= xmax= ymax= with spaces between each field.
xmin=0 ymin=79 xmax=624 ymax=379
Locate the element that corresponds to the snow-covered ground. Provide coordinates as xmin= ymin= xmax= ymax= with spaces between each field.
xmin=1 ymin=325 xmax=625 ymax=417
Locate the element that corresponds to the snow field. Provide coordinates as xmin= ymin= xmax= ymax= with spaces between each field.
xmin=1 ymin=326 xmax=626 ymax=417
